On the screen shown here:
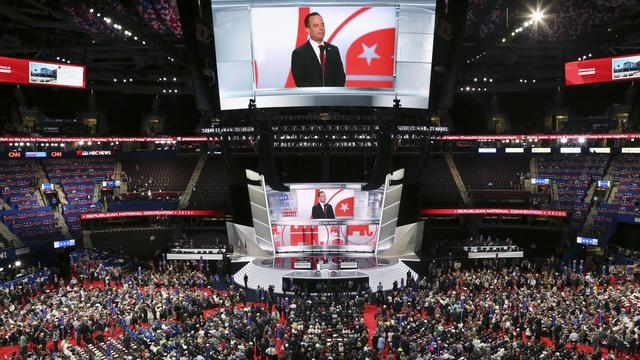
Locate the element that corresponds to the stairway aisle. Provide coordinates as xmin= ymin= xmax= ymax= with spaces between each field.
xmin=0 ymin=222 xmax=21 ymax=247
xmin=445 ymin=153 xmax=472 ymax=206
xmin=179 ymin=153 xmax=208 ymax=209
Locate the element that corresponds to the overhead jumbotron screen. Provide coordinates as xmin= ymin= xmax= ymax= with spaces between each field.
xmin=0 ymin=56 xmax=86 ymax=88
xmin=211 ymin=0 xmax=436 ymax=110
xmin=565 ymin=53 xmax=640 ymax=86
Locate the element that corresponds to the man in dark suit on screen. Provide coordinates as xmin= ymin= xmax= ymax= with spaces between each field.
xmin=311 ymin=191 xmax=335 ymax=219
xmin=291 ymin=12 xmax=346 ymax=87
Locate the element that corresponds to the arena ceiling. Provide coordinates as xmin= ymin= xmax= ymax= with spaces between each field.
xmin=459 ymin=0 xmax=640 ymax=91
xmin=0 ymin=0 xmax=189 ymax=94
xmin=0 ymin=0 xmax=639 ymax=94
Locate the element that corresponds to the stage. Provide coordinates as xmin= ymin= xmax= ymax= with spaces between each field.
xmin=228 ymin=169 xmax=423 ymax=293
xmin=232 ymin=253 xmax=419 ymax=293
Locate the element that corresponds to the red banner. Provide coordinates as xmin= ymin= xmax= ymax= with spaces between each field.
xmin=0 ymin=56 xmax=86 ymax=88
xmin=565 ymin=54 xmax=640 ymax=86
xmin=0 ymin=137 xmax=179 ymax=143
xmin=80 ymin=210 xmax=222 ymax=219
xmin=421 ymin=208 xmax=567 ymax=217
xmin=441 ymin=133 xmax=640 ymax=141
xmin=1 ymin=133 xmax=639 ymax=144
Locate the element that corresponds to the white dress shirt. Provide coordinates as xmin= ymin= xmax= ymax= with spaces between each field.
xmin=320 ymin=202 xmax=327 ymax=215
xmin=308 ymin=39 xmax=326 ymax=65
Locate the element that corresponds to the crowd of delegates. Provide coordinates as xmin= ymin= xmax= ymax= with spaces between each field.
xmin=0 ymin=251 xmax=640 ymax=359
xmin=376 ymin=262 xmax=640 ymax=359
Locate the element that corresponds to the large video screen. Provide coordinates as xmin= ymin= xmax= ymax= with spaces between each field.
xmin=0 ymin=56 xmax=86 ymax=88
xmin=266 ymin=184 xmax=383 ymax=251
xmin=212 ymin=0 xmax=436 ymax=110
xmin=565 ymin=53 xmax=640 ymax=86
xmin=252 ymin=7 xmax=396 ymax=89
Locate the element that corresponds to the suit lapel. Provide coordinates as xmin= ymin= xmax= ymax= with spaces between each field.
xmin=305 ymin=41 xmax=322 ymax=70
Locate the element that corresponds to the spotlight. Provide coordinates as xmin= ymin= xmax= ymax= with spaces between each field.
xmin=14 ymin=261 xmax=21 ymax=267
xmin=129 ymin=78 xmax=133 ymax=82
xmin=56 ymin=57 xmax=60 ymax=60
xmin=173 ymin=77 xmax=177 ymax=81
xmin=532 ymin=10 xmax=544 ymax=22
xmin=142 ymin=41 xmax=146 ymax=45
xmin=561 ymin=138 xmax=568 ymax=144
xmin=578 ymin=137 xmax=586 ymax=144
xmin=502 ymin=38 xmax=506 ymax=43
xmin=89 ymin=8 xmax=94 ymax=13
xmin=113 ymin=78 xmax=117 ymax=82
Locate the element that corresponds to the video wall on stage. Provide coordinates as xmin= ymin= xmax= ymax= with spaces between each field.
xmin=266 ymin=184 xmax=384 ymax=252
xmin=211 ymin=0 xmax=436 ymax=109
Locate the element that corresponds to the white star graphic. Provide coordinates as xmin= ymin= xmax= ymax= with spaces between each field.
xmin=340 ymin=203 xmax=350 ymax=212
xmin=358 ymin=43 xmax=380 ymax=66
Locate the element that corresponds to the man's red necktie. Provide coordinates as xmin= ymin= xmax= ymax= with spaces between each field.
xmin=320 ymin=51 xmax=326 ymax=78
